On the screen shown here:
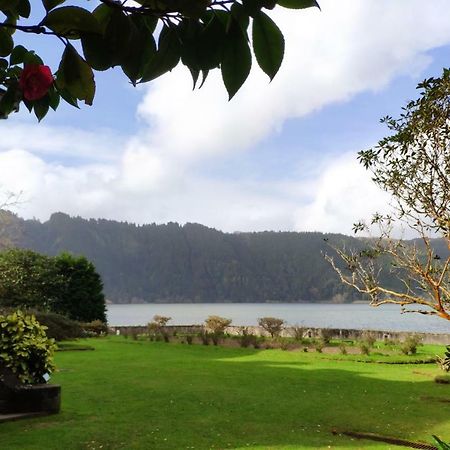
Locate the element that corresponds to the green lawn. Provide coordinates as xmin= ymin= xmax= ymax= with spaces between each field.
xmin=2 ymin=337 xmax=449 ymax=449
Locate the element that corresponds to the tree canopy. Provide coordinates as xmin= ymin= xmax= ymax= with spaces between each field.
xmin=327 ymin=70 xmax=450 ymax=322
xmin=0 ymin=248 xmax=107 ymax=322
xmin=0 ymin=0 xmax=319 ymax=121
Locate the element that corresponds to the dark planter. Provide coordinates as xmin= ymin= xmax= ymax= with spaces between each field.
xmin=0 ymin=373 xmax=61 ymax=415
xmin=11 ymin=384 xmax=61 ymax=414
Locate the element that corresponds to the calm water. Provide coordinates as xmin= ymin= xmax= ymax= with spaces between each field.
xmin=107 ymin=303 xmax=450 ymax=334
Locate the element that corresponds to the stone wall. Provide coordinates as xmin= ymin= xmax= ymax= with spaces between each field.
xmin=109 ymin=325 xmax=450 ymax=345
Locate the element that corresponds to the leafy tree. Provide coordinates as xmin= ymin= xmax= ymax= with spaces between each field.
xmin=326 ymin=70 xmax=450 ymax=322
xmin=257 ymin=316 xmax=284 ymax=337
xmin=0 ymin=248 xmax=106 ymax=322
xmin=152 ymin=315 xmax=172 ymax=327
xmin=204 ymin=315 xmax=232 ymax=333
xmin=0 ymin=248 xmax=60 ymax=310
xmin=0 ymin=0 xmax=319 ymax=121
xmin=52 ymin=252 xmax=107 ymax=322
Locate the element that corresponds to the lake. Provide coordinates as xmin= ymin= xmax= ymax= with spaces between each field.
xmin=107 ymin=303 xmax=450 ymax=334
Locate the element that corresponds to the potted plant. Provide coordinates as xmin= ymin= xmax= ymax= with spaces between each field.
xmin=0 ymin=310 xmax=60 ymax=415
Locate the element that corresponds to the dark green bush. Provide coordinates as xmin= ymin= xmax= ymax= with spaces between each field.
xmin=400 ymin=335 xmax=422 ymax=355
xmin=434 ymin=374 xmax=450 ymax=384
xmin=33 ymin=311 xmax=83 ymax=341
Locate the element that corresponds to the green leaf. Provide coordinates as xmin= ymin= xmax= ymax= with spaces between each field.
xmin=17 ymin=0 xmax=30 ymax=18
xmin=57 ymin=44 xmax=95 ymax=105
xmin=81 ymin=33 xmax=113 ymax=71
xmin=252 ymin=11 xmax=284 ymax=80
xmin=43 ymin=6 xmax=101 ymax=39
xmin=0 ymin=27 xmax=13 ymax=57
xmin=33 ymin=96 xmax=50 ymax=122
xmin=42 ymin=0 xmax=66 ymax=12
xmin=121 ymin=15 xmax=156 ymax=83
xmin=230 ymin=3 xmax=250 ymax=36
xmin=0 ymin=0 xmax=19 ymax=13
xmin=47 ymin=86 xmax=60 ymax=110
xmin=10 ymin=44 xmax=27 ymax=64
xmin=58 ymin=87 xmax=78 ymax=108
xmin=140 ymin=25 xmax=180 ymax=82
xmin=0 ymin=85 xmax=17 ymax=116
xmin=221 ymin=19 xmax=251 ymax=100
xmin=104 ymin=10 xmax=132 ymax=67
xmin=23 ymin=51 xmax=44 ymax=65
xmin=196 ymin=15 xmax=226 ymax=70
xmin=277 ymin=0 xmax=319 ymax=9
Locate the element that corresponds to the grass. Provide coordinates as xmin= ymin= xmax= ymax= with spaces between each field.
xmin=2 ymin=337 xmax=450 ymax=450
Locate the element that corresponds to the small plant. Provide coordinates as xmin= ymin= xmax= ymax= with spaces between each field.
xmin=339 ymin=343 xmax=347 ymax=355
xmin=200 ymin=331 xmax=210 ymax=345
xmin=279 ymin=339 xmax=290 ymax=351
xmin=436 ymin=345 xmax=450 ymax=372
xmin=400 ymin=335 xmax=422 ymax=355
xmin=258 ymin=317 xmax=285 ymax=338
xmin=303 ymin=347 xmax=308 ymax=352
xmin=81 ymin=320 xmax=109 ymax=337
xmin=204 ymin=315 xmax=232 ymax=346
xmin=292 ymin=325 xmax=305 ymax=341
xmin=0 ymin=310 xmax=56 ymax=384
xmin=360 ymin=343 xmax=370 ymax=355
xmin=314 ymin=340 xmax=324 ymax=353
xmin=362 ymin=331 xmax=376 ymax=347
xmin=186 ymin=335 xmax=193 ymax=345
xmin=238 ymin=327 xmax=253 ymax=348
xmin=319 ymin=328 xmax=334 ymax=345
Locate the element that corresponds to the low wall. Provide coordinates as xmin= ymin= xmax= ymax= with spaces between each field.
xmin=109 ymin=325 xmax=450 ymax=345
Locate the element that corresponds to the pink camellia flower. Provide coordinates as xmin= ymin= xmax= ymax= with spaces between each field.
xmin=19 ymin=65 xmax=54 ymax=101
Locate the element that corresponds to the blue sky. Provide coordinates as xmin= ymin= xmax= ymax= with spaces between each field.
xmin=1 ymin=1 xmax=450 ymax=234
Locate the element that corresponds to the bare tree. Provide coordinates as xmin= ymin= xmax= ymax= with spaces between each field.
xmin=326 ymin=71 xmax=450 ymax=322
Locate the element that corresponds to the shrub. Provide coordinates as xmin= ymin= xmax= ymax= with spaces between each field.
xmin=360 ymin=343 xmax=370 ymax=355
xmin=204 ymin=315 xmax=232 ymax=345
xmin=339 ymin=343 xmax=347 ymax=355
xmin=186 ymin=335 xmax=193 ymax=345
xmin=400 ymin=335 xmax=422 ymax=355
xmin=314 ymin=340 xmax=324 ymax=353
xmin=238 ymin=327 xmax=254 ymax=348
xmin=153 ymin=315 xmax=172 ymax=327
xmin=292 ymin=325 xmax=305 ymax=341
xmin=258 ymin=317 xmax=285 ymax=338
xmin=319 ymin=329 xmax=334 ymax=345
xmin=81 ymin=320 xmax=109 ymax=337
xmin=0 ymin=310 xmax=56 ymax=384
xmin=362 ymin=331 xmax=377 ymax=347
xmin=434 ymin=374 xmax=450 ymax=385
xmin=33 ymin=311 xmax=83 ymax=341
xmin=200 ymin=331 xmax=210 ymax=345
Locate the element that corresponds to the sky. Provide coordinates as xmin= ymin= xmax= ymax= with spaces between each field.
xmin=1 ymin=0 xmax=450 ymax=234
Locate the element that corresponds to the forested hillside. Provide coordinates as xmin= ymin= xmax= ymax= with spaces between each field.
xmin=5 ymin=212 xmax=405 ymax=304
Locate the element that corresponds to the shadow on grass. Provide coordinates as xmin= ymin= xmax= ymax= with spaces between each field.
xmin=2 ymin=339 xmax=449 ymax=450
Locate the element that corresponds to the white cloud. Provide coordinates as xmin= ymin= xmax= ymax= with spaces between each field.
xmin=2 ymin=0 xmax=450 ymax=233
